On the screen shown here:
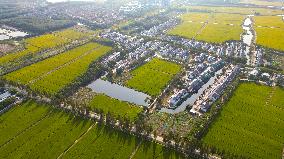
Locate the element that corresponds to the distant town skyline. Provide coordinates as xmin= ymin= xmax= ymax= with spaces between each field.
xmin=47 ymin=0 xmax=96 ymax=3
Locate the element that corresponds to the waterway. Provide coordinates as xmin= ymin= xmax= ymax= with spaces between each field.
xmin=87 ymin=79 xmax=150 ymax=107
xmin=160 ymin=69 xmax=223 ymax=114
xmin=242 ymin=16 xmax=254 ymax=65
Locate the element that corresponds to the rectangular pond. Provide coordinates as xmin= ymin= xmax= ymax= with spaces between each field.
xmin=87 ymin=79 xmax=150 ymax=107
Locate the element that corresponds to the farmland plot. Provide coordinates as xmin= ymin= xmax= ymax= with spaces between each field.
xmin=202 ymin=83 xmax=284 ymax=159
xmin=126 ymin=58 xmax=181 ymax=97
xmin=24 ymin=27 xmax=94 ymax=50
xmin=4 ymin=42 xmax=111 ymax=95
xmin=0 ymin=101 xmax=92 ymax=159
xmin=89 ymin=94 xmax=143 ymax=122
xmin=0 ymin=27 xmax=95 ymax=71
xmin=185 ymin=6 xmax=283 ymax=16
xmin=29 ymin=46 xmax=111 ymax=95
xmin=0 ymin=101 xmax=184 ymax=159
xmin=62 ymin=125 xmax=184 ymax=159
xmin=168 ymin=12 xmax=210 ymax=40
xmin=254 ymin=16 xmax=284 ymax=51
xmin=168 ymin=12 xmax=244 ymax=43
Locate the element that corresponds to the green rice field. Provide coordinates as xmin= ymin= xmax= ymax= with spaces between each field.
xmin=4 ymin=42 xmax=111 ymax=95
xmin=254 ymin=16 xmax=284 ymax=51
xmin=0 ymin=27 xmax=95 ymax=67
xmin=89 ymin=94 xmax=143 ymax=122
xmin=168 ymin=12 xmax=244 ymax=43
xmin=202 ymin=83 xmax=284 ymax=159
xmin=0 ymin=101 xmax=184 ymax=159
xmin=126 ymin=58 xmax=181 ymax=97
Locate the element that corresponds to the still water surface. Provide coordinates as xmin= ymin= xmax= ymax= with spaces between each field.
xmin=87 ymin=79 xmax=150 ymax=107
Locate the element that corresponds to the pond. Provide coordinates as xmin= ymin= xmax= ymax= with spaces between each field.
xmin=160 ymin=69 xmax=223 ymax=114
xmin=87 ymin=79 xmax=150 ymax=107
xmin=0 ymin=28 xmax=28 ymax=41
xmin=0 ymin=34 xmax=10 ymax=41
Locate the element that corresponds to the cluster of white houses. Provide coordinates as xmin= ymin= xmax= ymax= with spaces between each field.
xmin=119 ymin=1 xmax=142 ymax=14
xmin=0 ymin=89 xmax=11 ymax=103
xmin=141 ymin=18 xmax=179 ymax=37
xmin=168 ymin=58 xmax=225 ymax=109
xmin=162 ymin=36 xmax=265 ymax=66
xmin=101 ymin=31 xmax=191 ymax=72
xmin=190 ymin=65 xmax=240 ymax=114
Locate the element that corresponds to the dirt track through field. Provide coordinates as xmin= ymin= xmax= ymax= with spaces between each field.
xmin=57 ymin=123 xmax=96 ymax=159
xmin=192 ymin=13 xmax=213 ymax=40
xmin=129 ymin=141 xmax=142 ymax=159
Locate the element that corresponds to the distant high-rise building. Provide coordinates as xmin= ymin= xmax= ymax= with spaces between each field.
xmin=139 ymin=0 xmax=170 ymax=7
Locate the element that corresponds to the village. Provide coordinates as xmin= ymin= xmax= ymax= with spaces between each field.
xmin=97 ymin=12 xmax=284 ymax=116
xmin=0 ymin=0 xmax=283 ymax=158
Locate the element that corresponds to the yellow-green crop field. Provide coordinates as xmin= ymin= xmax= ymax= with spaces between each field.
xmin=255 ymin=27 xmax=284 ymax=51
xmin=25 ymin=27 xmax=95 ymax=49
xmin=186 ymin=5 xmax=283 ymax=15
xmin=196 ymin=23 xmax=242 ymax=43
xmin=254 ymin=16 xmax=284 ymax=28
xmin=168 ymin=12 xmax=210 ymax=39
xmin=4 ymin=42 xmax=111 ymax=95
xmin=168 ymin=12 xmax=244 ymax=43
xmin=202 ymin=83 xmax=284 ymax=159
xmin=89 ymin=94 xmax=143 ymax=122
xmin=0 ymin=27 xmax=95 ymax=69
xmin=211 ymin=13 xmax=244 ymax=25
xmin=0 ymin=100 xmax=183 ymax=159
xmin=126 ymin=58 xmax=181 ymax=97
xmin=254 ymin=16 xmax=284 ymax=51
xmin=0 ymin=44 xmax=39 ymax=65
xmin=240 ymin=0 xmax=284 ymax=7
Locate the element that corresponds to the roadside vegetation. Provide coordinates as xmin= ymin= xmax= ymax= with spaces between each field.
xmin=202 ymin=83 xmax=284 ymax=159
xmin=126 ymin=58 xmax=181 ymax=96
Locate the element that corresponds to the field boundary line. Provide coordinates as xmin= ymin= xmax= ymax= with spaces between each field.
xmin=0 ymin=110 xmax=53 ymax=149
xmin=27 ymin=46 xmax=102 ymax=85
xmin=265 ymin=87 xmax=276 ymax=106
xmin=192 ymin=13 xmax=213 ymax=40
xmin=57 ymin=123 xmax=96 ymax=159
xmin=129 ymin=141 xmax=142 ymax=159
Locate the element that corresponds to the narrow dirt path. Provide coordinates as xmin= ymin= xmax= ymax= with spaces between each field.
xmin=27 ymin=46 xmax=101 ymax=85
xmin=265 ymin=87 xmax=276 ymax=106
xmin=192 ymin=12 xmax=213 ymax=40
xmin=129 ymin=141 xmax=142 ymax=159
xmin=57 ymin=123 xmax=96 ymax=159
